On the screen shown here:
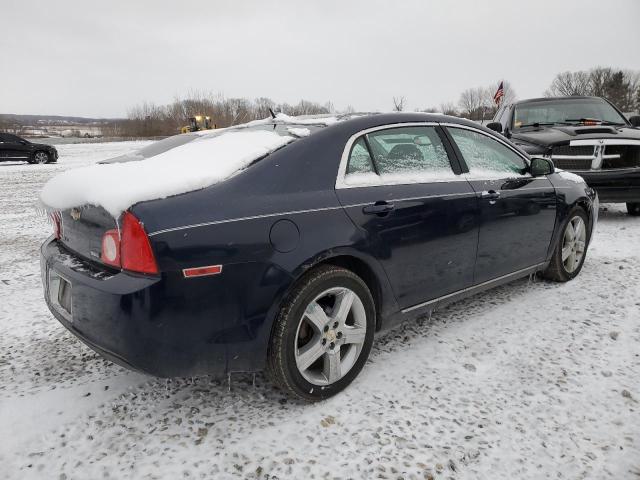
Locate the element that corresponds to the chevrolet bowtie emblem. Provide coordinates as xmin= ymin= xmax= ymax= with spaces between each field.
xmin=70 ymin=208 xmax=81 ymax=221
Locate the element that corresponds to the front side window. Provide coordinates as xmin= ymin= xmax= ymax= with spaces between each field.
xmin=448 ymin=127 xmax=527 ymax=176
xmin=344 ymin=126 xmax=455 ymax=186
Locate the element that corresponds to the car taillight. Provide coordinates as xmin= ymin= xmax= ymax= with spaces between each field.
xmin=100 ymin=211 xmax=158 ymax=275
xmin=50 ymin=211 xmax=62 ymax=239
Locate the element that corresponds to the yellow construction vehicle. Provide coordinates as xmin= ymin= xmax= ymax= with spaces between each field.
xmin=180 ymin=115 xmax=214 ymax=134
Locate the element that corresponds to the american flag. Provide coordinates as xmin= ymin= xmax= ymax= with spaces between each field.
xmin=493 ymin=81 xmax=504 ymax=105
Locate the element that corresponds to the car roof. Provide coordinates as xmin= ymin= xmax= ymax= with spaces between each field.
xmin=253 ymin=112 xmax=486 ymax=135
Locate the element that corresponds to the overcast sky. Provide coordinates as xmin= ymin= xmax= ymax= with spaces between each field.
xmin=2 ymin=0 xmax=639 ymax=118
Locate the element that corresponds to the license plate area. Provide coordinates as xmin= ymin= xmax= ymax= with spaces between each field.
xmin=49 ymin=269 xmax=73 ymax=321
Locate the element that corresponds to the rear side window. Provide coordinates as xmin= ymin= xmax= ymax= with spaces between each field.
xmin=344 ymin=126 xmax=456 ymax=186
xmin=448 ymin=127 xmax=527 ymax=176
xmin=0 ymin=133 xmax=21 ymax=143
xmin=347 ymin=138 xmax=375 ymax=174
xmin=367 ymin=126 xmax=451 ymax=174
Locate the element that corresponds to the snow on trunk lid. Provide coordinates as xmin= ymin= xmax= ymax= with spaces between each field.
xmin=40 ymin=129 xmax=295 ymax=219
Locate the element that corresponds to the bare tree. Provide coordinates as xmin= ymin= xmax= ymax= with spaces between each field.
xmin=544 ymin=67 xmax=640 ymax=111
xmin=439 ymin=102 xmax=459 ymax=116
xmin=545 ymin=71 xmax=592 ymax=97
xmin=588 ymin=67 xmax=613 ymax=98
xmin=392 ymin=96 xmax=406 ymax=112
xmin=458 ymin=87 xmax=485 ymax=120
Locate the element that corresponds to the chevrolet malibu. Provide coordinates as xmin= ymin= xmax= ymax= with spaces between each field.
xmin=40 ymin=113 xmax=598 ymax=401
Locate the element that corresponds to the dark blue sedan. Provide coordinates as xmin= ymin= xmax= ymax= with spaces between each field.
xmin=41 ymin=113 xmax=598 ymax=400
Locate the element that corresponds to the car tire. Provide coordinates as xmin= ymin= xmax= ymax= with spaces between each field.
xmin=543 ymin=207 xmax=589 ymax=282
xmin=626 ymin=202 xmax=640 ymax=216
xmin=266 ymin=265 xmax=375 ymax=401
xmin=32 ymin=151 xmax=50 ymax=164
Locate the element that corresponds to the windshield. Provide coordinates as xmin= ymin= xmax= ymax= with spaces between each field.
xmin=513 ymin=98 xmax=627 ymax=128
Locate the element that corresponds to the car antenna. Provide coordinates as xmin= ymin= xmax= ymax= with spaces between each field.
xmin=269 ymin=108 xmax=277 ymax=119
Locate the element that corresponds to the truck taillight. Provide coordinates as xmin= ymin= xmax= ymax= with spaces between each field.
xmin=100 ymin=212 xmax=158 ymax=275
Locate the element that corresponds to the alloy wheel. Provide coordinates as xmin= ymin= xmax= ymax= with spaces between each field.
xmin=294 ymin=287 xmax=367 ymax=386
xmin=561 ymin=216 xmax=586 ymax=273
xmin=34 ymin=152 xmax=48 ymax=164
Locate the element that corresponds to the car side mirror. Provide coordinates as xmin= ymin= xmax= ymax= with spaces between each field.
xmin=530 ymin=157 xmax=555 ymax=176
xmin=486 ymin=122 xmax=503 ymax=133
xmin=629 ymin=115 xmax=640 ymax=127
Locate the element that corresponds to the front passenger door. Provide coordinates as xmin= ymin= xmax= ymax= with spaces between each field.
xmin=446 ymin=126 xmax=557 ymax=283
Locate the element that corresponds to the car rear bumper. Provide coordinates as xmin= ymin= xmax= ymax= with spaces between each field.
xmin=569 ymin=167 xmax=640 ymax=203
xmin=40 ymin=238 xmax=259 ymax=378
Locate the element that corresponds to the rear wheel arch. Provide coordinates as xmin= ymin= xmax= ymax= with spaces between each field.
xmin=312 ymin=255 xmax=383 ymax=330
xmin=288 ymin=252 xmax=392 ymax=331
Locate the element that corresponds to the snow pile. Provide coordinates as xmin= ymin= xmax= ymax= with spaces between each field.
xmin=40 ymin=130 xmax=293 ymax=217
xmin=274 ymin=113 xmax=339 ymax=125
xmin=245 ymin=112 xmax=340 ymax=127
xmin=464 ymin=168 xmax=530 ymax=180
xmin=286 ymin=127 xmax=311 ymax=137
xmin=344 ymin=168 xmax=531 ymax=186
xmin=555 ymin=169 xmax=587 ymax=184
xmin=344 ymin=170 xmax=459 ymax=186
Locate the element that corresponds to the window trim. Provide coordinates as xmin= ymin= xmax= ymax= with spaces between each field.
xmin=336 ymin=122 xmax=461 ymax=189
xmin=336 ymin=122 xmax=531 ymax=189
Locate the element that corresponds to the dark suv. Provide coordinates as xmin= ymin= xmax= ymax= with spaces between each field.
xmin=0 ymin=133 xmax=58 ymax=164
xmin=488 ymin=96 xmax=640 ymax=215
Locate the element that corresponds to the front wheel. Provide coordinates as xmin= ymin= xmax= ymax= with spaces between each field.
xmin=543 ymin=207 xmax=589 ymax=282
xmin=266 ymin=265 xmax=375 ymax=401
xmin=626 ymin=202 xmax=640 ymax=216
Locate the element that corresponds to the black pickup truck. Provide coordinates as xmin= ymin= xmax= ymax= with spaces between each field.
xmin=488 ymin=96 xmax=640 ymax=215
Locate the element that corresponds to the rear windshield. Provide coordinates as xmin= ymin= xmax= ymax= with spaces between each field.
xmin=102 ymin=123 xmax=322 ymax=164
xmin=513 ymin=98 xmax=627 ymax=128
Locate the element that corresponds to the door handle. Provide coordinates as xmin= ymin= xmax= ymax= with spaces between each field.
xmin=362 ymin=202 xmax=395 ymax=215
xmin=481 ymin=190 xmax=501 ymax=205
xmin=480 ymin=190 xmax=500 ymax=199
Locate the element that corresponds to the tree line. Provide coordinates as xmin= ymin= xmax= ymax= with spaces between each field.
xmin=102 ymin=92 xmax=336 ymax=137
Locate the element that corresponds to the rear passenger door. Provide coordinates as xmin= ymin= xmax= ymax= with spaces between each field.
xmin=0 ymin=134 xmax=12 ymax=159
xmin=1 ymin=134 xmax=29 ymax=161
xmin=335 ymin=124 xmax=480 ymax=311
xmin=445 ymin=126 xmax=557 ymax=283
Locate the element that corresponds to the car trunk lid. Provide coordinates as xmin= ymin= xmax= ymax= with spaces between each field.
xmin=59 ymin=206 xmax=119 ymax=266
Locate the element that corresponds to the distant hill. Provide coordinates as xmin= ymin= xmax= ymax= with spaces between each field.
xmin=0 ymin=113 xmax=123 ymax=125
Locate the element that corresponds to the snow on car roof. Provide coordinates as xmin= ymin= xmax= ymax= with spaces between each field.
xmin=40 ymin=128 xmax=296 ymax=218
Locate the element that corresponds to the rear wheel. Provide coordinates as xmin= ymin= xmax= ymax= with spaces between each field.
xmin=627 ymin=202 xmax=640 ymax=216
xmin=32 ymin=151 xmax=49 ymax=164
xmin=266 ymin=265 xmax=375 ymax=401
xmin=543 ymin=207 xmax=589 ymax=282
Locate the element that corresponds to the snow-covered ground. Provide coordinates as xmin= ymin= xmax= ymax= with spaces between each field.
xmin=0 ymin=142 xmax=639 ymax=479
